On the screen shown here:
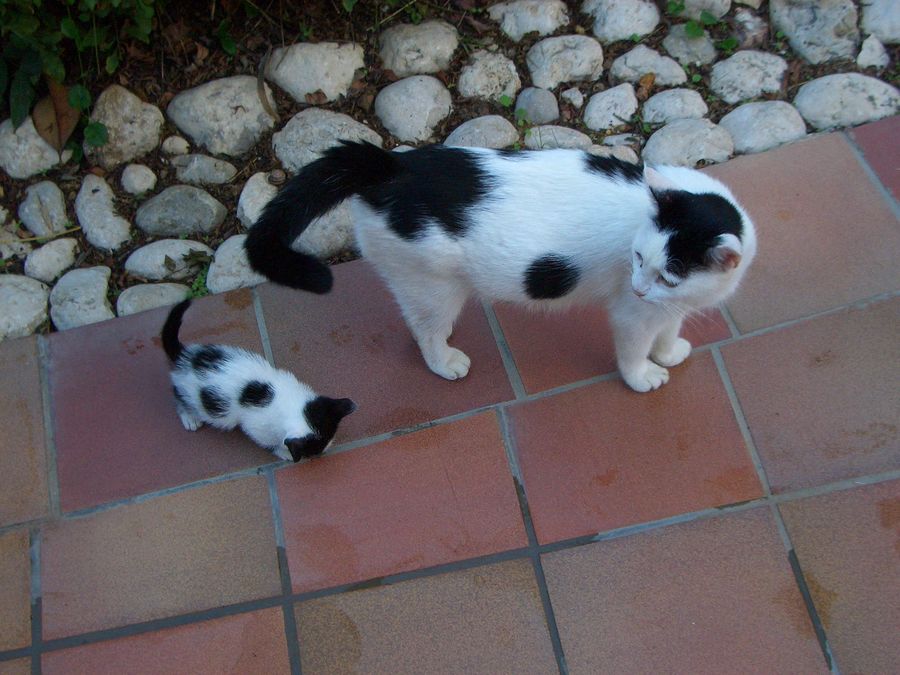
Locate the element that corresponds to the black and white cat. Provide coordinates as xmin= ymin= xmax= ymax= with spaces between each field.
xmin=161 ymin=299 xmax=356 ymax=461
xmin=245 ymin=142 xmax=756 ymax=392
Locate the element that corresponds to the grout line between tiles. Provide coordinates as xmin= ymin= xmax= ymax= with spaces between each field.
xmin=842 ymin=130 xmax=900 ymax=222
xmin=719 ymin=304 xmax=741 ymax=338
xmin=36 ymin=336 xmax=60 ymax=520
xmin=481 ymin=301 xmax=527 ymax=399
xmin=786 ymin=541 xmax=840 ymax=674
xmin=29 ymin=528 xmax=41 ymax=675
xmin=252 ymin=287 xmax=276 ymax=367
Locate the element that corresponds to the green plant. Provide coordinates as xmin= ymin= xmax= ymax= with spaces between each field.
xmin=216 ymin=19 xmax=237 ymax=57
xmin=189 ymin=264 xmax=211 ymax=298
xmin=666 ymin=0 xmax=685 ymax=15
xmin=498 ymin=93 xmax=514 ymax=108
xmin=341 ymin=0 xmax=358 ymax=12
xmin=716 ymin=36 xmax=738 ymax=54
xmin=514 ymin=107 xmax=529 ymax=127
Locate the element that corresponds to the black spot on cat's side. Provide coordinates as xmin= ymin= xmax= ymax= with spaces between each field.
xmin=497 ymin=148 xmax=530 ymax=161
xmin=360 ymin=146 xmax=494 ymax=239
xmin=191 ymin=345 xmax=228 ymax=372
xmin=584 ymin=153 xmax=644 ymax=183
xmin=200 ymin=386 xmax=229 ymax=418
xmin=654 ymin=190 xmax=743 ymax=275
xmin=524 ymin=254 xmax=580 ymax=299
xmin=239 ymin=380 xmax=275 ymax=407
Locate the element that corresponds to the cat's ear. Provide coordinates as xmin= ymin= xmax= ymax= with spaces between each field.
xmin=320 ymin=397 xmax=357 ymax=420
xmin=707 ymin=234 xmax=742 ymax=271
xmin=644 ymin=166 xmax=680 ymax=191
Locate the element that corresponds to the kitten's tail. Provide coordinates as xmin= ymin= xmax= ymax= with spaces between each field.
xmin=161 ymin=299 xmax=191 ymax=363
xmin=244 ymin=141 xmax=401 ymax=292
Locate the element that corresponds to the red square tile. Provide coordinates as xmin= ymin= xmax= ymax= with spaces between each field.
xmin=295 ymin=559 xmax=557 ymax=673
xmin=276 ymin=412 xmax=526 ymax=592
xmin=494 ymin=303 xmax=730 ymax=393
xmin=779 ymin=480 xmax=900 ymax=674
xmin=705 ymin=133 xmax=900 ymax=332
xmin=508 ymin=352 xmax=762 ymax=544
xmin=48 ymin=289 xmax=274 ymax=513
xmin=722 ymin=298 xmax=899 ymax=493
xmin=542 ymin=509 xmax=826 ymax=673
xmin=849 ymin=115 xmax=900 ymax=199
xmin=0 ymin=658 xmax=30 ymax=674
xmin=42 ymin=607 xmax=290 ymax=675
xmin=0 ymin=530 xmax=30 ymax=651
xmin=0 ymin=336 xmax=49 ymax=527
xmin=257 ymin=260 xmax=514 ymax=442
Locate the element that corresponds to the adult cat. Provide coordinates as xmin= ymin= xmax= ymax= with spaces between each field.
xmin=245 ymin=142 xmax=756 ymax=392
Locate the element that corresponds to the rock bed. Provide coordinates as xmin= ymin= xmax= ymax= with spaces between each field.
xmin=0 ymin=0 xmax=898 ymax=340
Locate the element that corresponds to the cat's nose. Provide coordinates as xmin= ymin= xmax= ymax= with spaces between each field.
xmin=633 ymin=286 xmax=648 ymax=297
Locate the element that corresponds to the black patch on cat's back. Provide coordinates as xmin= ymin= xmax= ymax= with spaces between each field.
xmin=655 ymin=190 xmax=743 ymax=275
xmin=584 ymin=153 xmax=644 ymax=183
xmin=200 ymin=386 xmax=229 ymax=418
xmin=524 ymin=254 xmax=581 ymax=300
xmin=191 ymin=345 xmax=228 ymax=372
xmin=239 ymin=380 xmax=275 ymax=407
xmin=360 ymin=145 xmax=493 ymax=240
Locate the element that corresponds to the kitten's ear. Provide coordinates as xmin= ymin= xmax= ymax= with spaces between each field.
xmin=707 ymin=234 xmax=742 ymax=271
xmin=324 ymin=397 xmax=357 ymax=419
xmin=644 ymin=166 xmax=679 ymax=191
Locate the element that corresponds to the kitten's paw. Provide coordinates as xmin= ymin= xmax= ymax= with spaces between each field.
xmin=178 ymin=412 xmax=203 ymax=431
xmin=652 ymin=338 xmax=692 ymax=368
xmin=427 ymin=347 xmax=471 ymax=380
xmin=622 ymin=361 xmax=670 ymax=393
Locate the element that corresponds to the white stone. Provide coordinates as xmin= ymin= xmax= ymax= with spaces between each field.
xmin=643 ymin=88 xmax=709 ymax=124
xmin=584 ymin=84 xmax=638 ymax=130
xmin=85 ymin=85 xmax=163 ymax=170
xmin=793 ymin=73 xmax=900 ymax=130
xmin=710 ymin=50 xmax=787 ymax=104
xmin=561 ymin=87 xmax=585 ymax=108
xmin=167 ymin=76 xmax=277 ymax=156
xmin=161 ymin=136 xmax=190 ymax=155
xmin=682 ymin=0 xmax=730 ymax=20
xmin=378 ymin=20 xmax=459 ymax=76
xmin=857 ymin=35 xmax=890 ymax=69
xmin=206 ymin=234 xmax=267 ymax=294
xmin=267 ymin=42 xmax=364 ymax=103
xmin=18 ymin=181 xmax=69 ymax=238
xmin=735 ymin=8 xmax=768 ymax=49
xmin=121 ymin=164 xmax=157 ymax=195
xmin=719 ymin=101 xmax=807 ymax=154
xmin=663 ymin=24 xmax=718 ymax=66
xmin=135 ymin=186 xmax=227 ymax=237
xmin=116 ymin=283 xmax=190 ymax=316
xmin=0 ymin=117 xmax=72 ymax=180
xmin=50 ymin=266 xmax=114 ymax=330
xmin=0 ymin=275 xmax=49 ymax=340
xmin=273 ymin=108 xmax=383 ymax=173
xmin=587 ymin=143 xmax=640 ymax=164
xmin=515 ymin=88 xmax=559 ymax=124
xmin=444 ymin=115 xmax=519 ymax=148
xmin=524 ymin=125 xmax=592 ymax=149
xmin=770 ymin=0 xmax=859 ymax=64
xmin=75 ymin=175 xmax=132 ymax=251
xmin=602 ymin=133 xmax=642 ymax=147
xmin=237 ymin=172 xmax=278 ymax=229
xmin=458 ymin=50 xmax=521 ymax=101
xmin=642 ymin=118 xmax=733 ymax=166
xmin=735 ymin=0 xmax=762 ymax=8
xmin=24 ymin=238 xmax=78 ymax=283
xmin=526 ymin=36 xmax=605 ymax=90
xmin=610 ymin=45 xmax=687 ymax=86
xmin=171 ymin=154 xmax=238 ymax=185
xmin=124 ymin=239 xmax=214 ymax=281
xmin=861 ymin=0 xmax=900 ymax=45
xmin=374 ymin=76 xmax=452 ymax=142
xmin=297 ymin=202 xmax=357 ymax=259
xmin=488 ymin=0 xmax=569 ymax=42
xmin=583 ymin=0 xmax=659 ymax=43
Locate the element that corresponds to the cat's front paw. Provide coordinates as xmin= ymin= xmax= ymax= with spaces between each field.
xmin=621 ymin=361 xmax=670 ymax=393
xmin=652 ymin=338 xmax=692 ymax=368
xmin=426 ymin=347 xmax=471 ymax=380
xmin=178 ymin=411 xmax=203 ymax=431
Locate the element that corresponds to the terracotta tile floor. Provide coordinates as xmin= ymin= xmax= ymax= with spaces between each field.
xmin=0 ymin=123 xmax=897 ymax=673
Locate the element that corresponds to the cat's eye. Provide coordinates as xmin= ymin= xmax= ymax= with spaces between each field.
xmin=658 ymin=274 xmax=678 ymax=288
xmin=635 ymin=252 xmax=643 ymax=266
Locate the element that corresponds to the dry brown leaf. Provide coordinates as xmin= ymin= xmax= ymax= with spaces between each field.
xmin=48 ymin=80 xmax=80 ymax=149
xmin=304 ymin=90 xmax=328 ymax=105
xmin=195 ymin=42 xmax=210 ymax=63
xmin=32 ymin=97 xmax=61 ymax=152
xmin=636 ymin=72 xmax=656 ymax=101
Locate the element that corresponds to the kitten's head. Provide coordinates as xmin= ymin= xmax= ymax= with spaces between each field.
xmin=283 ymin=396 xmax=357 ymax=462
xmin=630 ymin=167 xmax=756 ymax=309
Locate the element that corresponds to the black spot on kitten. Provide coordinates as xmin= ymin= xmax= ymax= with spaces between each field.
xmin=583 ymin=153 xmax=644 ymax=183
xmin=524 ymin=254 xmax=580 ymax=299
xmin=360 ymin=145 xmax=493 ymax=240
xmin=200 ymin=386 xmax=229 ymax=418
xmin=239 ymin=380 xmax=275 ymax=407
xmin=284 ymin=397 xmax=357 ymax=461
xmin=191 ymin=345 xmax=228 ymax=372
xmin=497 ymin=148 xmax=530 ymax=161
xmin=654 ymin=190 xmax=743 ymax=276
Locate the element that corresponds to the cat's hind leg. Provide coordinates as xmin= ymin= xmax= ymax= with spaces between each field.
xmin=173 ymin=386 xmax=204 ymax=431
xmin=650 ymin=315 xmax=692 ymax=368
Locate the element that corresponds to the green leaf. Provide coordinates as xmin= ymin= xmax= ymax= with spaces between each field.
xmin=342 ymin=0 xmax=358 ymax=12
xmin=8 ymin=13 xmax=40 ymax=37
xmin=691 ymin=73 xmax=702 ymax=83
xmin=84 ymin=121 xmax=108 ymax=147
xmin=65 ymin=137 xmax=84 ymax=163
xmin=684 ymin=20 xmax=704 ymax=38
xmin=40 ymin=49 xmax=65 ymax=82
xmin=498 ymin=93 xmax=513 ymax=108
xmin=83 ymin=0 xmax=98 ymax=9
xmin=216 ymin=20 xmax=237 ymax=57
xmin=666 ymin=1 xmax=685 ymax=15
xmin=105 ymin=51 xmax=120 ymax=74
xmin=10 ymin=67 xmax=36 ymax=128
xmin=716 ymin=36 xmax=738 ymax=53
xmin=19 ymin=48 xmax=42 ymax=79
xmin=60 ymin=17 xmax=79 ymax=40
xmin=699 ymin=10 xmax=718 ymax=26
xmin=630 ymin=33 xmax=641 ymax=43
xmin=68 ymin=84 xmax=91 ymax=111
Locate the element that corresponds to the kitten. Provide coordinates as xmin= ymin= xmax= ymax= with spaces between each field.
xmin=161 ymin=299 xmax=356 ymax=461
xmin=245 ymin=142 xmax=756 ymax=393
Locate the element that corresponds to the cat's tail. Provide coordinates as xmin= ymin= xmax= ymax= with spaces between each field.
xmin=244 ymin=141 xmax=401 ymax=293
xmin=161 ymin=299 xmax=191 ymax=363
